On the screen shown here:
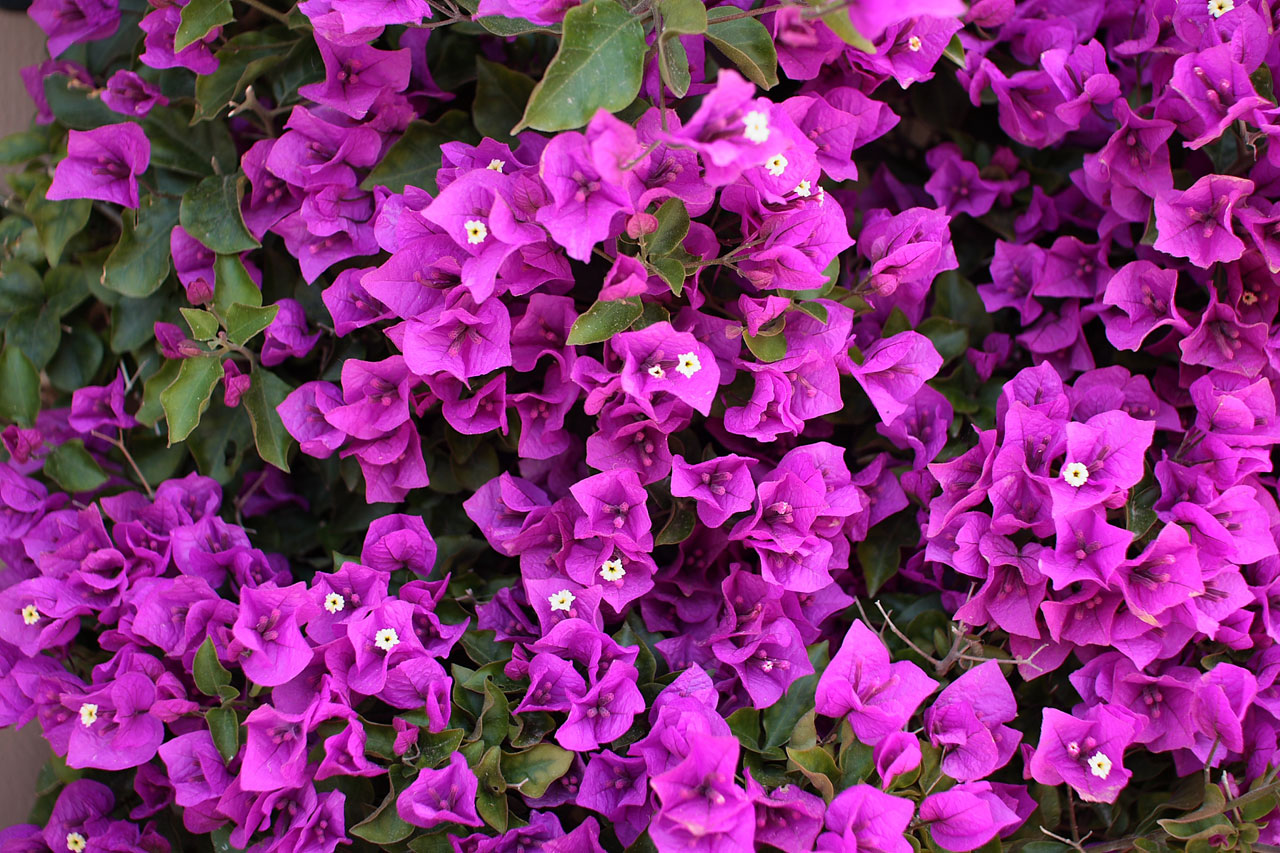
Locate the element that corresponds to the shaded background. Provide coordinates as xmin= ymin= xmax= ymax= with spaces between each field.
xmin=1 ymin=6 xmax=57 ymax=831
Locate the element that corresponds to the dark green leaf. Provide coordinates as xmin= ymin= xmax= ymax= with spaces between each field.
xmin=181 ymin=308 xmax=221 ymax=340
xmin=515 ymin=0 xmax=647 ymax=133
xmin=501 ymin=744 xmax=573 ymax=798
xmin=44 ymin=265 xmax=94 ymax=318
xmin=46 ymin=328 xmax=104 ymax=393
xmin=727 ymin=707 xmax=761 ymax=751
xmin=242 ymin=366 xmax=295 ymax=472
xmin=194 ymin=32 xmax=294 ymax=123
xmin=0 ymin=260 xmax=44 ymax=314
xmin=473 ymin=746 xmax=508 ymax=831
xmin=655 ymin=503 xmax=696 ymax=546
xmin=110 ymin=289 xmax=170 ymax=354
xmin=646 ymin=198 xmax=689 ymax=258
xmin=787 ymin=745 xmax=838 ymax=801
xmin=193 ymin=636 xmax=234 ymax=696
xmin=763 ymin=672 xmax=818 ymax=751
xmin=206 ymin=706 xmax=240 ymax=763
xmin=102 ymin=194 xmax=181 ymax=298
xmin=43 ymin=441 xmax=108 ymax=493
xmin=917 ymin=316 xmax=968 ymax=363
xmin=7 ymin=304 xmax=61 ymax=369
xmin=142 ymin=106 xmax=238 ymax=177
xmin=0 ymin=345 xmax=40 ymax=426
xmin=161 ymin=355 xmax=225 ymax=443
xmin=137 ymin=358 xmax=181 ymax=428
xmin=213 ymin=254 xmax=262 ymax=315
xmin=0 ymin=130 xmax=48 ymax=165
xmin=474 ymin=58 xmax=537 ymax=143
xmin=416 ymin=729 xmax=465 ymax=769
xmin=1252 ymin=65 xmax=1275 ymax=103
xmin=350 ymin=765 xmax=416 ymax=844
xmin=43 ymin=75 xmax=120 ymax=130
xmin=658 ymin=33 xmax=691 ymax=98
xmin=858 ymin=509 xmax=918 ymax=596
xmin=360 ymin=112 xmax=479 ymax=194
xmin=476 ymin=679 xmax=510 ymax=749
xmin=651 ymin=257 xmax=686 ymax=296
xmin=942 ymin=32 xmax=965 ymax=68
xmin=658 ymin=0 xmax=706 ymax=36
xmin=226 ymin=302 xmax=278 ymax=345
xmin=25 ymin=177 xmax=91 ymax=267
xmin=705 ymin=10 xmax=778 ymax=90
xmin=744 ymin=327 xmax=787 ymax=362
xmin=176 ymin=0 xmax=233 ymax=51
xmin=566 ymin=297 xmax=643 ymax=345
xmin=180 ymin=173 xmax=259 ymax=254
xmin=793 ymin=301 xmax=828 ymax=323
xmin=813 ymin=2 xmax=874 ymax=52
xmin=474 ymin=14 xmax=558 ymax=35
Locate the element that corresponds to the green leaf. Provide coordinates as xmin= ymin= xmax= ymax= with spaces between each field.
xmin=180 ymin=308 xmax=221 ymax=340
xmin=213 ymin=254 xmax=262 ymax=315
xmin=142 ymin=107 xmax=238 ymax=177
xmin=43 ymin=75 xmax=119 ymax=130
xmin=25 ymin=177 xmax=91 ymax=267
xmin=1252 ymin=65 xmax=1275 ymax=104
xmin=476 ymin=679 xmax=511 ymax=749
xmin=474 ymin=14 xmax=558 ymax=35
xmin=858 ymin=509 xmax=918 ymax=596
xmin=7 ymin=304 xmax=61 ymax=370
xmin=360 ymin=112 xmax=478 ymax=194
xmin=137 ymin=359 xmax=181 ymax=428
xmin=763 ymin=672 xmax=818 ymax=751
xmin=646 ymin=198 xmax=690 ymax=258
xmin=44 ymin=265 xmax=94 ymax=318
xmin=102 ymin=194 xmax=181 ymax=298
xmin=566 ymin=297 xmax=644 ymax=345
xmin=0 ymin=260 xmax=44 ymax=314
xmin=110 ymin=289 xmax=170 ymax=354
xmin=194 ymin=32 xmax=294 ymax=123
xmin=514 ymin=0 xmax=647 ymax=133
xmin=176 ymin=0 xmax=233 ymax=51
xmin=813 ymin=4 xmax=875 ymax=53
xmin=226 ymin=303 xmax=278 ymax=345
xmin=46 ymin=328 xmax=104 ymax=394
xmin=705 ymin=10 xmax=779 ymax=90
xmin=651 ymin=257 xmax=686 ymax=296
xmin=655 ymin=503 xmax=697 ymax=546
xmin=351 ymin=765 xmax=415 ymax=844
xmin=474 ymin=58 xmax=537 ymax=143
xmin=659 ymin=33 xmax=692 ymax=97
xmin=501 ymin=744 xmax=573 ymax=798
xmin=0 ymin=130 xmax=48 ymax=165
xmin=787 ymin=745 xmax=839 ymax=801
xmin=727 ymin=707 xmax=761 ymax=751
xmin=206 ymin=707 xmax=240 ymax=762
xmin=161 ymin=355 xmax=225 ymax=444
xmin=416 ymin=729 xmax=466 ymax=769
xmin=242 ymin=366 xmax=295 ymax=472
xmin=43 ymin=441 xmax=108 ymax=493
xmin=793 ymin=301 xmax=828 ymax=323
xmin=193 ymin=636 xmax=234 ymax=697
xmin=0 ymin=345 xmax=40 ymax=426
xmin=658 ymin=0 xmax=707 ymax=36
xmin=942 ymin=32 xmax=965 ymax=68
xmin=744 ymin=327 xmax=787 ymax=362
xmin=180 ymin=173 xmax=260 ymax=254
xmin=473 ymin=746 xmax=508 ymax=831
xmin=916 ymin=316 xmax=969 ymax=363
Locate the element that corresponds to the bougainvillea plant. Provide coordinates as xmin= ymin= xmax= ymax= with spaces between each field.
xmin=2 ymin=0 xmax=1280 ymax=849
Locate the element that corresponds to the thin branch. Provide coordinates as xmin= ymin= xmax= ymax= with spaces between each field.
xmin=236 ymin=0 xmax=293 ymax=24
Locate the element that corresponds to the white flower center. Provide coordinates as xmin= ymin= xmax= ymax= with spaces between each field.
xmin=600 ymin=559 xmax=626 ymax=582
xmin=66 ymin=833 xmax=87 ymax=853
xmin=794 ymin=180 xmax=812 ymax=198
xmin=676 ymin=352 xmax=701 ymax=378
xmin=1209 ymin=0 xmax=1234 ymax=17
xmin=908 ymin=35 xmax=922 ymax=51
xmin=549 ymin=589 xmax=576 ymax=612
xmin=1062 ymin=462 xmax=1090 ymax=487
xmin=324 ymin=593 xmax=345 ymax=614
xmin=816 ymin=186 xmax=825 ymax=206
xmin=374 ymin=628 xmax=400 ymax=651
xmin=465 ymin=219 xmax=488 ymax=245
xmin=765 ymin=154 xmax=788 ymax=176
xmin=21 ymin=603 xmax=39 ymax=625
xmin=79 ymin=703 xmax=98 ymax=727
xmin=648 ymin=364 xmax=666 ymax=379
xmin=742 ymin=110 xmax=770 ymax=144
xmin=1087 ymin=751 xmax=1112 ymax=779
xmin=1242 ymin=290 xmax=1259 ymax=305
xmin=486 ymin=158 xmax=505 ymax=172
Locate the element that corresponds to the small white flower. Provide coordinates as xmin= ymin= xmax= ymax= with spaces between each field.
xmin=66 ymin=833 xmax=87 ymax=853
xmin=464 ymin=219 xmax=488 ymax=245
xmin=647 ymin=364 xmax=666 ymax=379
xmin=600 ymin=559 xmax=626 ymax=582
xmin=79 ymin=703 xmax=99 ymax=727
xmin=1208 ymin=0 xmax=1234 ymax=17
xmin=765 ymin=154 xmax=788 ymax=176
xmin=549 ymin=589 xmax=576 ymax=612
xmin=324 ymin=593 xmax=345 ymax=614
xmin=908 ymin=35 xmax=923 ymax=52
xmin=1062 ymin=462 xmax=1090 ymax=488
xmin=742 ymin=110 xmax=770 ymax=144
xmin=21 ymin=603 xmax=39 ymax=626
xmin=486 ymin=158 xmax=505 ymax=172
xmin=1087 ymin=751 xmax=1113 ymax=779
xmin=676 ymin=352 xmax=701 ymax=378
xmin=794 ymin=180 xmax=812 ymax=198
xmin=374 ymin=628 xmax=400 ymax=652
xmin=1242 ymin=290 xmax=1259 ymax=305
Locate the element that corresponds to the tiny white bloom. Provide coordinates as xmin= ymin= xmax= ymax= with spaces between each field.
xmin=647 ymin=364 xmax=666 ymax=379
xmin=1242 ymin=290 xmax=1259 ymax=305
xmin=1062 ymin=462 xmax=1090 ymax=488
xmin=464 ymin=219 xmax=488 ymax=245
xmin=794 ymin=180 xmax=812 ymax=198
xmin=324 ymin=593 xmax=345 ymax=614
xmin=66 ymin=833 xmax=87 ymax=853
xmin=21 ymin=603 xmax=39 ymax=625
xmin=908 ymin=35 xmax=923 ymax=51
xmin=486 ymin=158 xmax=505 ymax=172
xmin=742 ymin=110 xmax=770 ymax=144
xmin=600 ymin=559 xmax=626 ymax=582
xmin=1087 ymin=751 xmax=1113 ymax=779
xmin=765 ymin=154 xmax=788 ymax=176
xmin=676 ymin=352 xmax=701 ymax=378
xmin=816 ymin=186 xmax=826 ymax=206
xmin=374 ymin=627 xmax=400 ymax=652
xmin=549 ymin=589 xmax=576 ymax=612
xmin=79 ymin=703 xmax=99 ymax=727
xmin=1208 ymin=0 xmax=1234 ymax=17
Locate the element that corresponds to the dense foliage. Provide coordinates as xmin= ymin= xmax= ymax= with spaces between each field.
xmin=3 ymin=0 xmax=1280 ymax=850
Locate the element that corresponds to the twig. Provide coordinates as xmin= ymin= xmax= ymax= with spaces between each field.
xmin=92 ymin=429 xmax=154 ymax=499
xmin=707 ymin=2 xmax=788 ymax=22
xmin=236 ymin=0 xmax=292 ymax=24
